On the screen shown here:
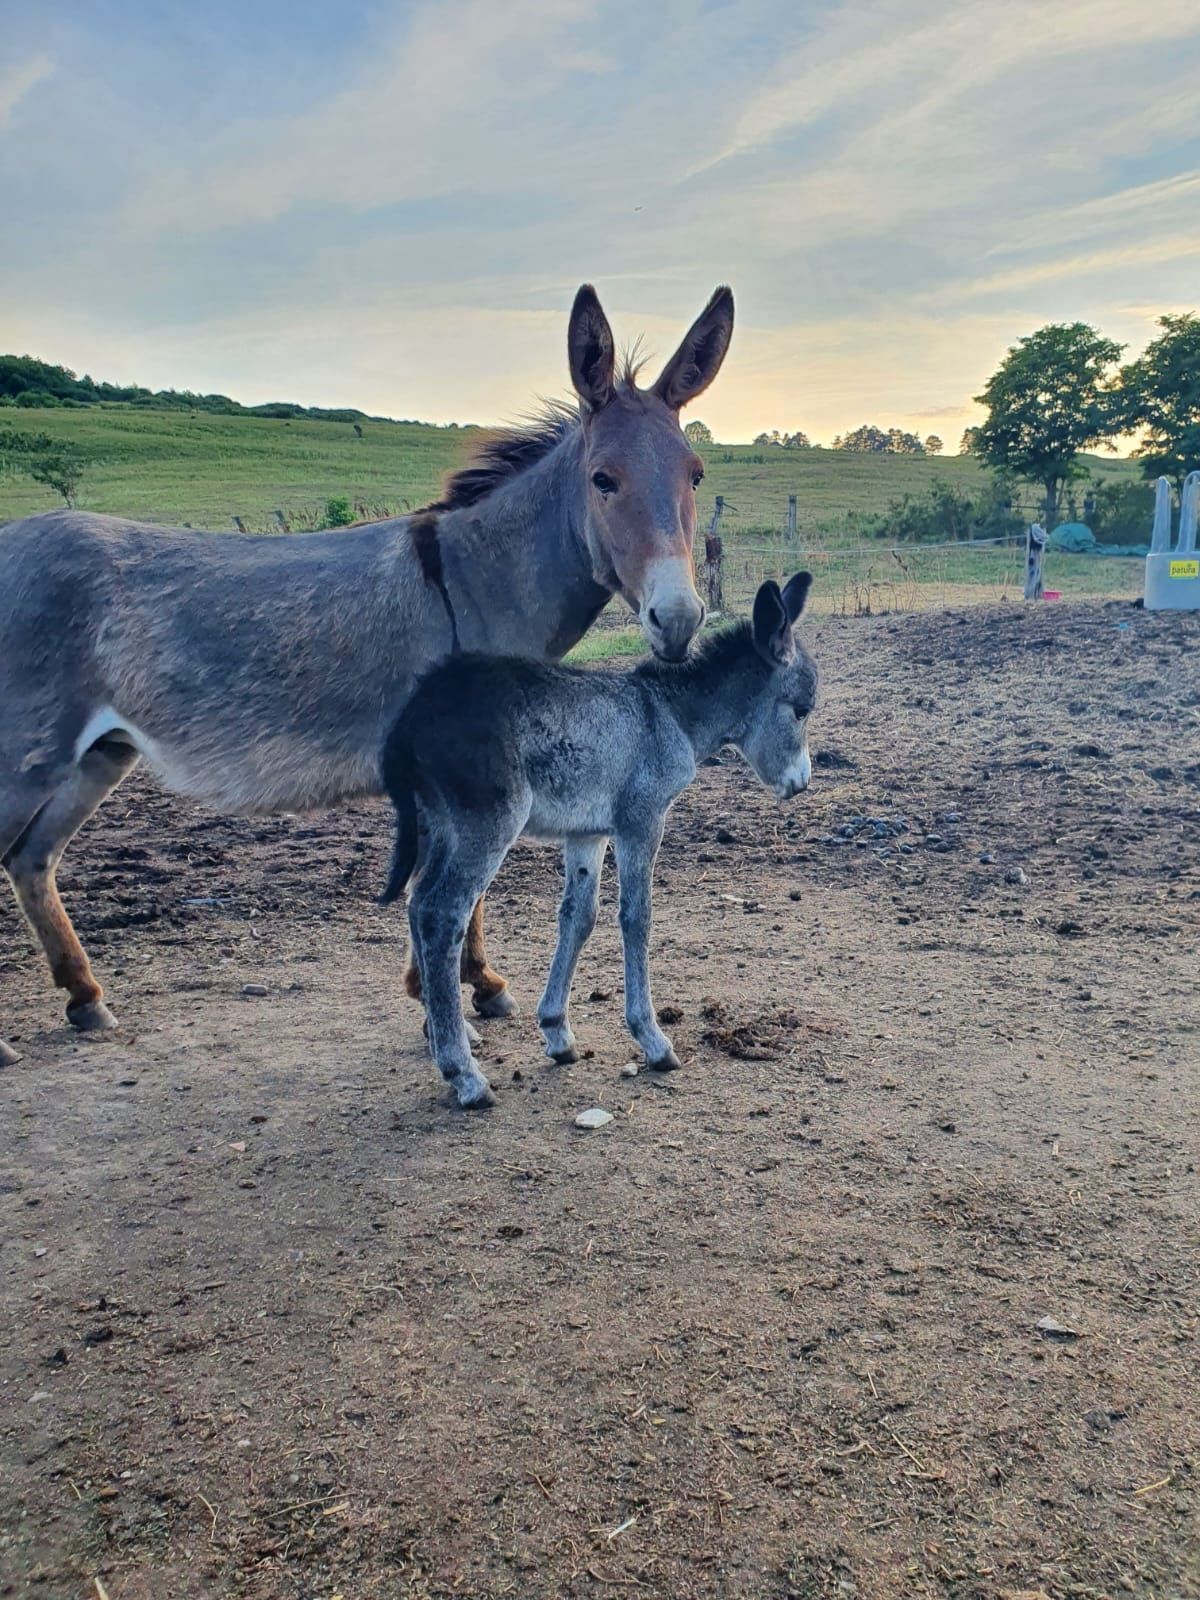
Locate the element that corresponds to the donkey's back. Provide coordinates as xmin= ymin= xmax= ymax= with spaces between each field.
xmin=0 ymin=508 xmax=436 ymax=814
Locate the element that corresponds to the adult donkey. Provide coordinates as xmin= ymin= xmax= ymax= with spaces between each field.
xmin=0 ymin=284 xmax=733 ymax=1065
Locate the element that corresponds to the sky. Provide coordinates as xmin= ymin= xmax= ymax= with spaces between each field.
xmin=1 ymin=0 xmax=1199 ymax=443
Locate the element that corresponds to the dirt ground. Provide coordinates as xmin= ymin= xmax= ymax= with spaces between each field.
xmin=2 ymin=600 xmax=1198 ymax=1600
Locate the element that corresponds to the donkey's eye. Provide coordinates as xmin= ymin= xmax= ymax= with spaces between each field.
xmin=692 ymin=470 xmax=704 ymax=490
xmin=592 ymin=471 xmax=618 ymax=496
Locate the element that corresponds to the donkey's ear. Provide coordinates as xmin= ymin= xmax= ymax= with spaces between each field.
xmin=652 ymin=286 xmax=734 ymax=411
xmin=568 ymin=284 xmax=616 ymax=413
xmin=752 ymin=579 xmax=793 ymax=664
xmin=781 ymin=570 xmax=812 ymax=623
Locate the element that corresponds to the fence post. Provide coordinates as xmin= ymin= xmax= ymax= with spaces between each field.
xmin=786 ymin=495 xmax=797 ymax=543
xmin=1024 ymin=523 xmax=1047 ymax=599
xmin=272 ymin=509 xmax=291 ymax=533
xmin=231 ymin=515 xmax=248 ymax=534
xmin=704 ymin=495 xmax=724 ymax=614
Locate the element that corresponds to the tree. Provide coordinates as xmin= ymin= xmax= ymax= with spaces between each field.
xmin=833 ymin=424 xmax=890 ymax=452
xmin=684 ymin=419 xmax=713 ymax=446
xmin=754 ymin=429 xmax=784 ymax=446
xmin=958 ymin=427 xmax=980 ymax=455
xmin=782 ymin=431 xmax=812 ymax=449
xmin=924 ymin=435 xmax=944 ymax=455
xmin=29 ymin=445 xmax=87 ymax=506
xmin=973 ymin=323 xmax=1123 ymax=527
xmin=1118 ymin=312 xmax=1200 ymax=489
xmin=886 ymin=427 xmax=925 ymax=454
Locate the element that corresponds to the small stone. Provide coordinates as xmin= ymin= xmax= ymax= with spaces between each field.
xmin=1005 ymin=867 xmax=1029 ymax=886
xmin=979 ymin=852 xmax=995 ymax=864
xmin=574 ymin=1108 xmax=614 ymax=1130
xmin=1036 ymin=1314 xmax=1080 ymax=1340
xmin=0 ymin=1040 xmax=21 ymax=1067
xmin=715 ymin=827 xmax=737 ymax=845
xmin=620 ymin=1063 xmax=640 ymax=1078
xmin=241 ymin=983 xmax=268 ymax=997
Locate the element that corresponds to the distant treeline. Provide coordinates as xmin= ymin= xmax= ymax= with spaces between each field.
xmin=0 ymin=353 xmax=414 ymax=425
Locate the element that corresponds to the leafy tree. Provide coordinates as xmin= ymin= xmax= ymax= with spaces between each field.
xmin=924 ymin=435 xmax=944 ymax=454
xmin=684 ymin=419 xmax=713 ymax=445
xmin=754 ymin=430 xmax=784 ymax=446
xmin=29 ymin=446 xmax=87 ymax=506
xmin=958 ymin=427 xmax=980 ymax=455
xmin=833 ymin=424 xmax=890 ymax=452
xmin=782 ymin=431 xmax=812 ymax=449
xmin=973 ymin=323 xmax=1123 ymax=526
xmin=1118 ymin=312 xmax=1200 ymax=489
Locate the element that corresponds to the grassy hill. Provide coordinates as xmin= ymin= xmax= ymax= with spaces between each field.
xmin=0 ymin=403 xmax=1137 ymax=539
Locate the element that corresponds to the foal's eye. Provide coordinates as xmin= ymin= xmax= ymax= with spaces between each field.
xmin=792 ymin=704 xmax=810 ymax=720
xmin=592 ymin=470 xmax=618 ymax=496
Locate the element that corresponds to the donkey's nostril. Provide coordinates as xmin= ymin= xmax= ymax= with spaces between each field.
xmin=648 ymin=607 xmax=661 ymax=629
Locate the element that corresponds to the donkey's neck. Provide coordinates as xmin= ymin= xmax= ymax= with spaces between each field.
xmin=435 ymin=429 xmax=612 ymax=661
xmin=641 ymin=630 xmax=769 ymax=760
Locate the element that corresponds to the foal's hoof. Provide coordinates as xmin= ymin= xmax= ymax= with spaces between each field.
xmin=648 ymin=1048 xmax=682 ymax=1073
xmin=66 ymin=1000 xmax=118 ymax=1033
xmin=474 ymin=987 xmax=518 ymax=1020
xmin=457 ymin=1081 xmax=497 ymax=1111
xmin=550 ymin=1045 xmax=580 ymax=1066
xmin=0 ymin=1040 xmax=21 ymax=1067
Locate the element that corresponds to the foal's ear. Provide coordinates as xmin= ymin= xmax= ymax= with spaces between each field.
xmin=781 ymin=570 xmax=812 ymax=622
xmin=652 ymin=286 xmax=735 ymax=411
xmin=568 ymin=284 xmax=616 ymax=414
xmin=752 ymin=579 xmax=793 ymax=665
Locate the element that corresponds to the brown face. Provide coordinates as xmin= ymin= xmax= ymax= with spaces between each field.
xmin=567 ymin=284 xmax=735 ymax=662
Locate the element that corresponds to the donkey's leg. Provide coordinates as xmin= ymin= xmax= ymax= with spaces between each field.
xmin=613 ymin=824 xmax=680 ymax=1072
xmin=3 ymin=739 xmax=140 ymax=1033
xmin=464 ymin=897 xmax=517 ymax=1019
xmin=411 ymin=850 xmax=503 ymax=1109
xmin=538 ymin=837 xmax=606 ymax=1064
xmin=0 ymin=774 xmax=62 ymax=1064
xmin=405 ymin=897 xmax=516 ymax=1020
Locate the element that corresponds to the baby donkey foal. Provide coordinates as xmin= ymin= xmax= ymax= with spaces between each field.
xmin=381 ymin=572 xmax=817 ymax=1108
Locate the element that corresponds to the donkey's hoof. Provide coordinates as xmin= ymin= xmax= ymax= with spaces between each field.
xmin=474 ymin=987 xmax=517 ymax=1020
xmin=66 ymin=1000 xmax=118 ymax=1033
xmin=0 ymin=1040 xmax=21 ymax=1067
xmin=550 ymin=1044 xmax=580 ymax=1066
xmin=648 ymin=1048 xmax=682 ymax=1073
xmin=457 ymin=1080 xmax=497 ymax=1111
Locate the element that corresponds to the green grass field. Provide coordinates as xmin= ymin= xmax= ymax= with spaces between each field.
xmin=0 ymin=403 xmax=1138 ymax=536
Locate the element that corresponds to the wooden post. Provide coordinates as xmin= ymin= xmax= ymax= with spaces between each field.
xmin=786 ymin=495 xmax=797 ymax=543
xmin=704 ymin=495 xmax=724 ymax=614
xmin=1024 ymin=523 xmax=1047 ymax=600
xmin=231 ymin=515 xmax=248 ymax=534
xmin=272 ymin=509 xmax=290 ymax=533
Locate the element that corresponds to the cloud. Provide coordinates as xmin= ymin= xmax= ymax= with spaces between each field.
xmin=0 ymin=52 xmax=53 ymax=129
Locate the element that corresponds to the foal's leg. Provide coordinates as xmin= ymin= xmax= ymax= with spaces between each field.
xmin=404 ymin=896 xmax=516 ymax=1019
xmin=3 ymin=739 xmax=140 ymax=1033
xmin=411 ymin=846 xmax=507 ymax=1109
xmin=614 ymin=824 xmax=680 ymax=1072
xmin=538 ymin=837 xmax=606 ymax=1064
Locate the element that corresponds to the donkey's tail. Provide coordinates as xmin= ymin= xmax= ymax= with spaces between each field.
xmin=379 ymin=745 xmax=420 ymax=905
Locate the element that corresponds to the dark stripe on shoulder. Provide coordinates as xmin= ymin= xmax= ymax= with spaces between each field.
xmin=409 ymin=513 xmax=460 ymax=652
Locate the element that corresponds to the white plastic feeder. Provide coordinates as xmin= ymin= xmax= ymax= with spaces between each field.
xmin=1144 ymin=471 xmax=1200 ymax=611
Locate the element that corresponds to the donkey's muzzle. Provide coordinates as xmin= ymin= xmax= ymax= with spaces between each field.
xmin=640 ymin=557 xmax=705 ymax=661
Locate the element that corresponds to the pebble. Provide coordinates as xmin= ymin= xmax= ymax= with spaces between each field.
xmin=574 ymin=1108 xmax=614 ymax=1130
xmin=620 ymin=1063 xmax=640 ymax=1078
xmin=1005 ymin=867 xmax=1029 ymax=886
xmin=979 ymin=852 xmax=995 ymax=864
xmin=241 ymin=983 xmax=269 ymax=997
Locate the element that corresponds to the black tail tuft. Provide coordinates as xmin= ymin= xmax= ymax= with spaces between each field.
xmin=379 ymin=743 xmax=419 ymax=905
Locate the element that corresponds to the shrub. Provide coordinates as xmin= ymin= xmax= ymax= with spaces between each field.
xmin=1086 ymin=480 xmax=1155 ymax=546
xmin=324 ymin=495 xmax=353 ymax=528
xmin=865 ymin=477 xmax=1024 ymax=543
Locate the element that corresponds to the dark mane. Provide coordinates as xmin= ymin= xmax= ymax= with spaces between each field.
xmin=633 ymin=619 xmax=760 ymax=684
xmin=428 ymin=400 xmax=579 ymax=513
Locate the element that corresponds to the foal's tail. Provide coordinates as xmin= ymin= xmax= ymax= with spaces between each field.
xmin=379 ymin=740 xmax=420 ymax=905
